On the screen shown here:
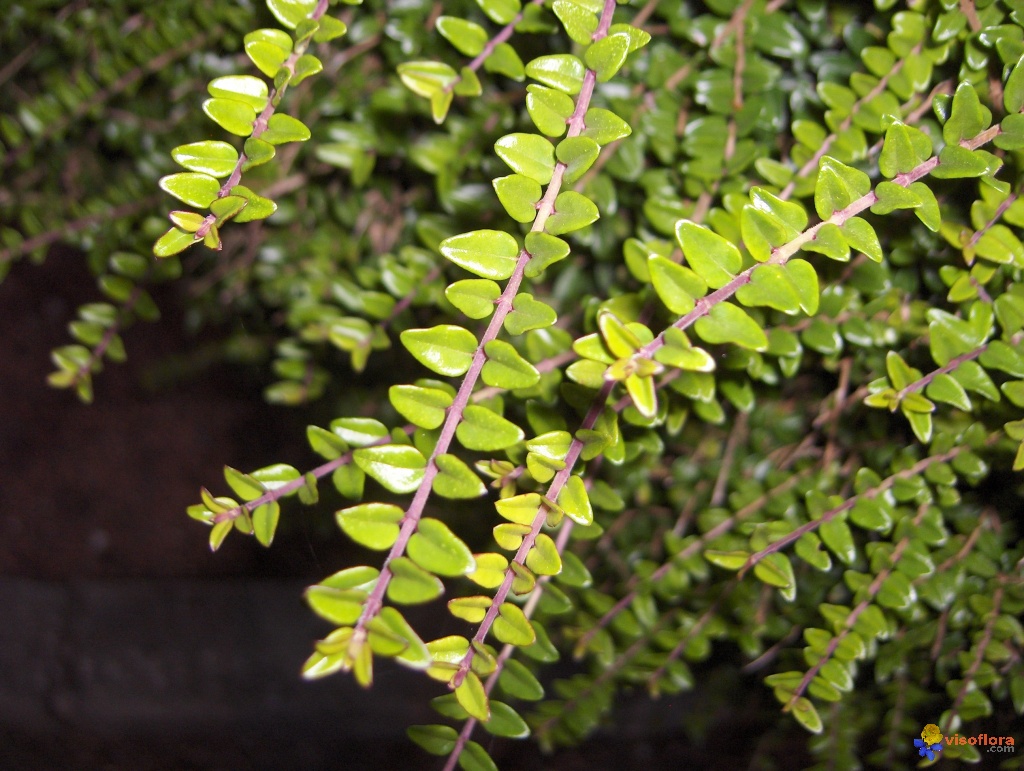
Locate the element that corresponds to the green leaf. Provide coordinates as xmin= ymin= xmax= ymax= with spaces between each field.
xmin=207 ymin=75 xmax=268 ymax=111
xmin=495 ymin=493 xmax=542 ymax=526
xmin=252 ymin=501 xmax=280 ymax=547
xmin=526 ymin=85 xmax=574 ymax=137
xmin=737 ymin=264 xmax=801 ymax=315
xmin=926 ymin=373 xmax=972 ymax=411
xmin=408 ymin=724 xmax=458 ymax=756
xmin=933 ymin=145 xmax=989 ymax=178
xmin=171 ymin=141 xmax=238 ymax=178
xmin=754 ymin=552 xmax=795 ymax=591
xmin=493 ymin=602 xmax=536 ymax=646
xmin=694 ymin=303 xmax=768 ymax=351
xmin=446 ymin=279 xmax=501 ymax=319
xmin=741 ymin=188 xmax=807 ymax=262
xmin=388 ymin=557 xmax=444 ymax=604
xmin=493 ymin=174 xmax=542 ymax=223
xmin=705 ymin=550 xmax=750 ymax=570
xmin=585 ymin=32 xmax=630 ymax=82
xmin=224 ymin=466 xmax=264 ymax=500
xmin=267 ymin=0 xmax=316 ymax=29
xmin=840 ymin=217 xmax=883 ymax=262
xmin=476 ymin=0 xmax=521 ymax=24
xmin=230 ymin=185 xmax=277 ymax=222
xmin=870 ymin=180 xmax=920 ymax=215
xmin=553 ymin=0 xmax=597 ymax=45
xmin=398 ymin=61 xmax=459 ymax=98
xmin=545 ymin=191 xmax=599 ymax=235
xmin=436 ymin=16 xmax=488 ymax=57
xmin=209 ymin=195 xmax=247 ymax=223
xmin=353 ymin=444 xmax=427 ymax=494
xmin=482 ymin=340 xmax=541 ymax=388
xmin=457 ymin=405 xmax=524 ymax=451
xmin=815 ymin=157 xmax=871 ymax=219
xmin=202 ymin=98 xmax=256 ymax=137
xmin=440 ymin=230 xmax=521 ymax=280
xmin=313 ymin=15 xmax=347 ymax=43
xmin=558 ymin=475 xmax=594 ymax=526
xmin=305 ymin=586 xmax=364 ymax=625
xmin=389 ymin=384 xmax=453 ymax=429
xmin=456 ymin=671 xmax=490 ymax=721
xmin=261 ymin=113 xmax=311 ymax=145
xmin=556 ymin=136 xmax=600 ymax=185
xmin=468 ymin=552 xmax=509 ymax=588
xmin=525 ymin=532 xmax=561 ymax=576
xmin=582 ymin=107 xmax=631 ymax=145
xmin=524 ymin=232 xmax=571 ymax=278
xmin=504 ymin=294 xmax=557 ymax=336
xmin=460 ymin=742 xmax=498 ymax=771
xmin=1004 ymin=54 xmax=1024 ymax=114
xmin=499 ymin=658 xmax=544 ymax=701
xmin=495 ymin=133 xmax=556 ymax=185
xmin=485 ymin=43 xmax=525 ymax=81
xmin=649 ymin=256 xmax=705 ymax=314
xmin=790 ymin=697 xmax=823 ymax=733
xmin=483 ymin=701 xmax=530 ymax=738
xmin=159 ymin=173 xmax=220 ymax=208
xmin=336 ymin=502 xmax=403 ymax=550
xmin=598 ymin=312 xmax=641 ymax=357
xmin=165 ymin=210 xmax=205 ymax=231
xmin=879 ymin=121 xmax=929 ymax=177
xmin=244 ymin=29 xmax=292 ymax=78
xmin=526 ymin=54 xmax=586 ymax=95
xmin=655 ymin=328 xmax=715 ymax=372
xmin=153 ymin=227 xmax=196 ymax=257
xmin=401 ymin=325 xmax=478 ymax=377
xmin=877 ymin=571 xmax=916 ymax=610
xmin=943 ymin=81 xmax=986 ymax=145
xmin=675 ymin=220 xmax=742 ymax=289
xmin=332 ymin=417 xmax=389 ymax=446
xmin=292 ymin=54 xmax=323 ymax=86
xmin=432 ymin=454 xmax=487 ymax=500
xmin=409 ymin=517 xmax=476 ymax=576
xmin=991 ymin=112 xmax=1024 ymax=149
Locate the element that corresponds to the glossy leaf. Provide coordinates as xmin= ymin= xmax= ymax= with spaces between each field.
xmin=353 ymin=445 xmax=427 ymax=494
xmin=457 ymin=405 xmax=524 ymax=451
xmin=336 ymin=502 xmax=403 ymax=550
xmin=202 ymin=98 xmax=256 ymax=137
xmin=261 ymin=113 xmax=310 ymax=145
xmin=495 ymin=133 xmax=556 ymax=185
xmin=408 ymin=517 xmax=476 ymax=576
xmin=432 ymin=454 xmax=487 ymax=500
xmin=585 ymin=32 xmax=630 ymax=82
xmin=401 ymin=325 xmax=478 ymax=377
xmin=440 ymin=230 xmax=521 ymax=280
xmin=171 ymin=141 xmax=238 ymax=178
xmin=545 ymin=191 xmax=599 ymax=235
xmin=387 ymin=557 xmax=444 ymax=604
xmin=446 ymin=279 xmax=501 ymax=320
xmin=694 ymin=303 xmax=769 ymax=351
xmin=482 ymin=340 xmax=541 ymax=388
xmin=159 ymin=173 xmax=220 ymax=208
xmin=675 ymin=220 xmax=742 ymax=289
xmin=493 ymin=174 xmax=542 ymax=223
xmin=526 ymin=54 xmax=586 ymax=95
xmin=267 ymin=0 xmax=317 ymax=29
xmin=389 ymin=384 xmax=453 ymax=429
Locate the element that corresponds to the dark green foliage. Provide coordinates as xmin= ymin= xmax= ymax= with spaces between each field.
xmin=7 ymin=0 xmax=1024 ymax=768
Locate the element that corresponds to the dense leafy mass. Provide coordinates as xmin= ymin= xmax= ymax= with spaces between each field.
xmin=6 ymin=0 xmax=1024 ymax=767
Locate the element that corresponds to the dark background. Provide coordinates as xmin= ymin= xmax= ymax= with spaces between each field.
xmin=0 ymin=251 xmax=807 ymax=770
